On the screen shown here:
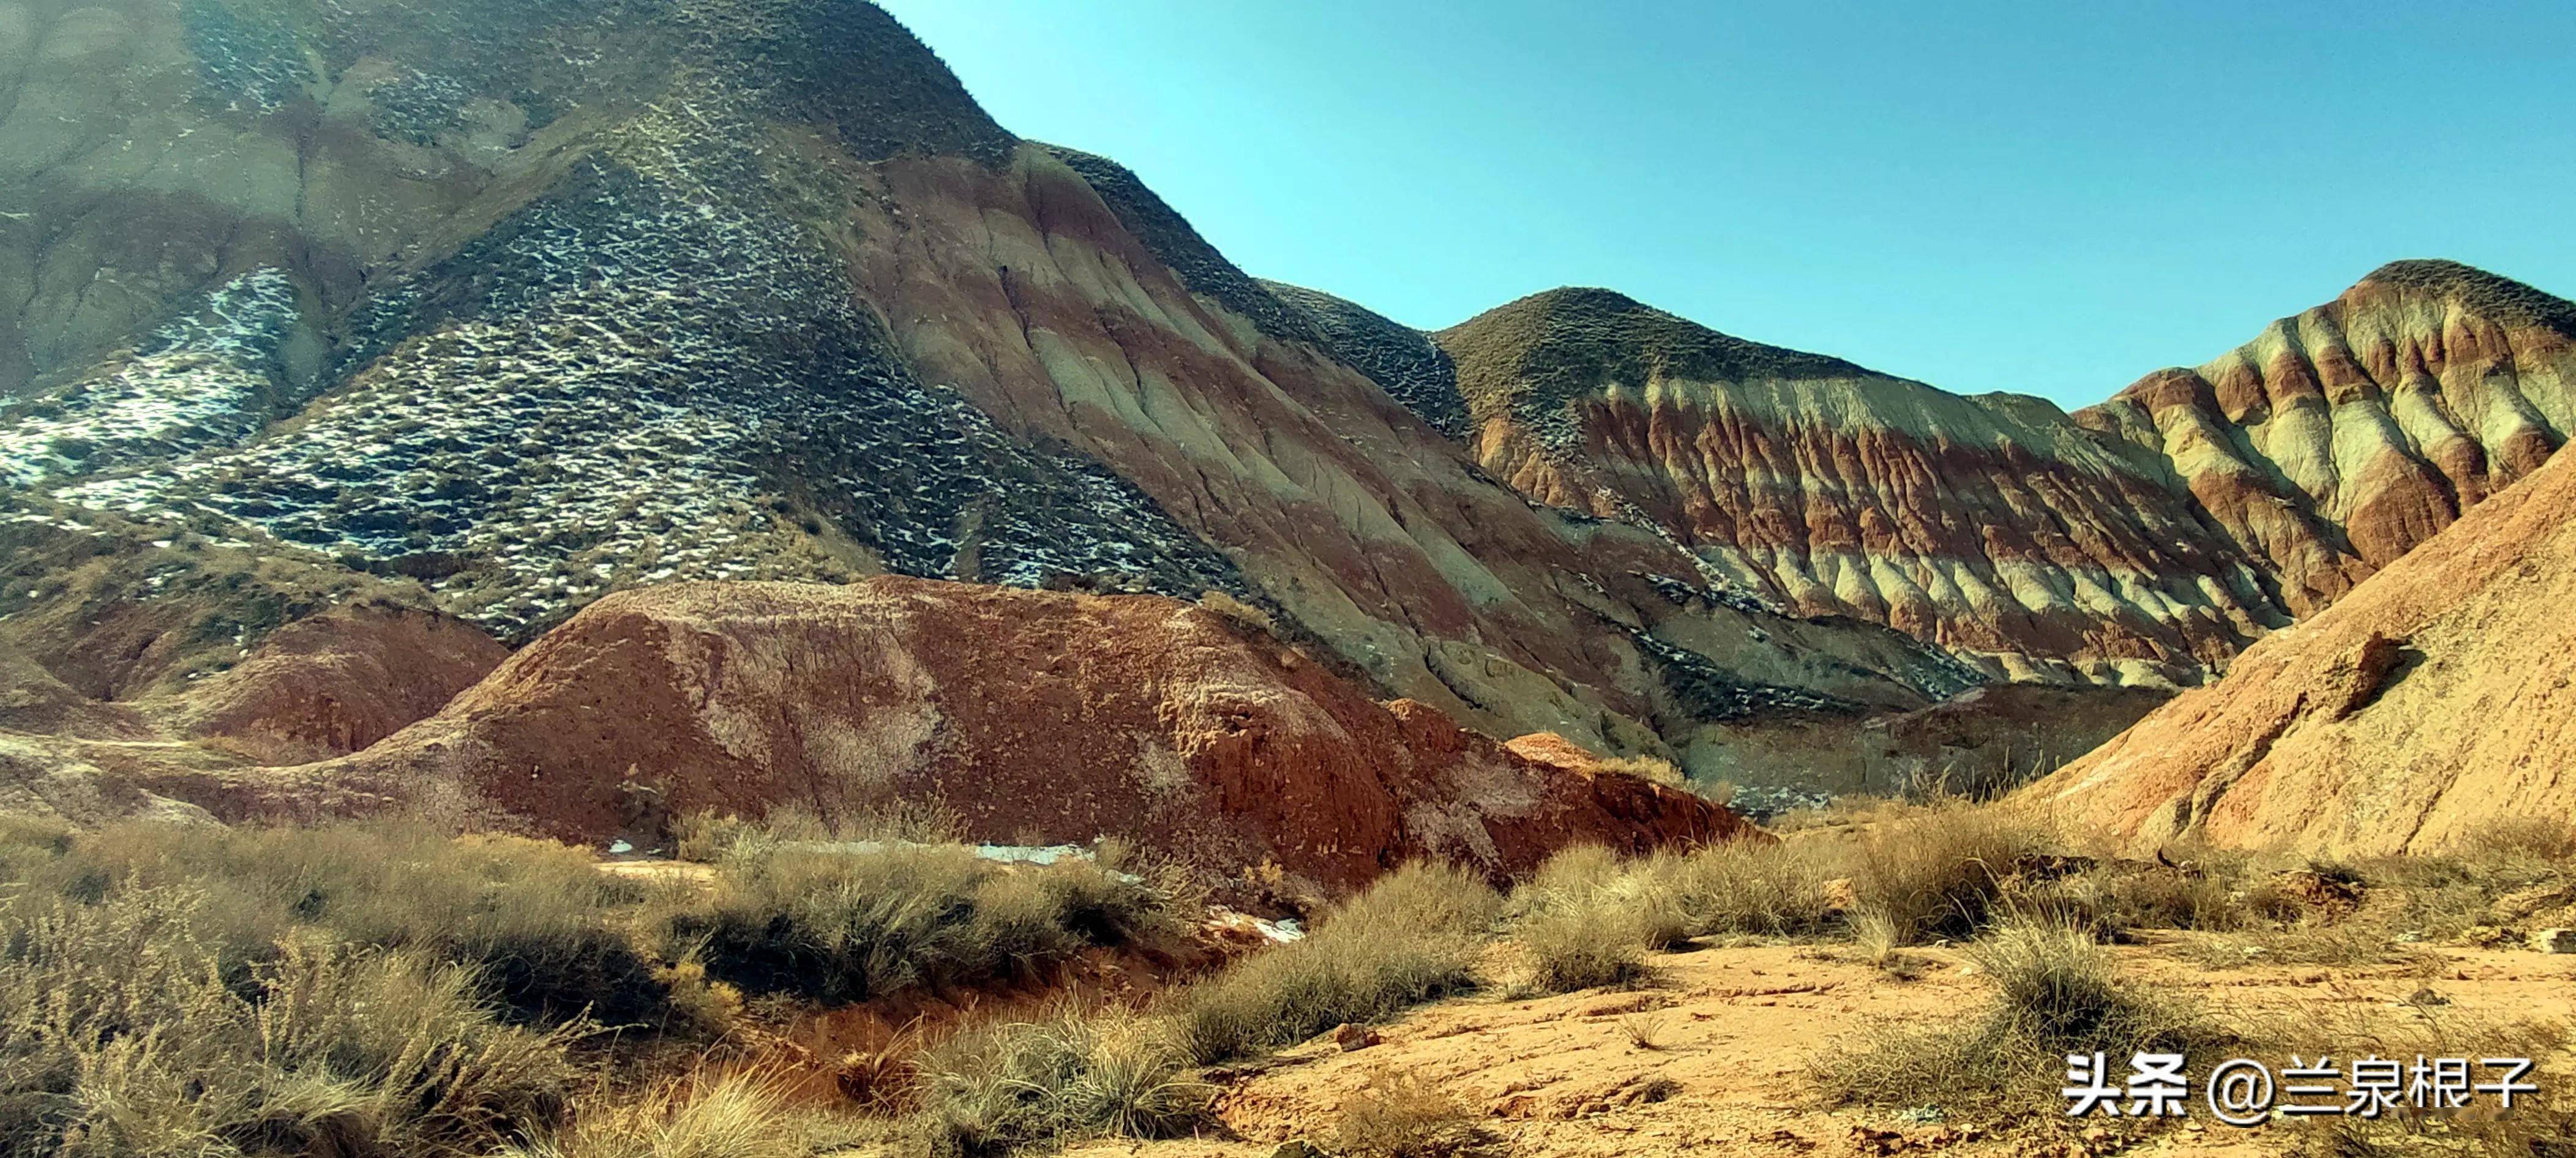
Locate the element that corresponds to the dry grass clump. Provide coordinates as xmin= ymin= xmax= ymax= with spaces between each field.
xmin=1843 ymin=804 xmax=2055 ymax=945
xmin=0 ymin=820 xmax=667 ymax=1025
xmin=670 ymin=801 xmax=966 ymax=863
xmin=1331 ymin=1067 xmax=1491 ymax=1158
xmin=2081 ymin=851 xmax=2279 ymax=933
xmin=1596 ymin=755 xmax=1687 ymax=788
xmin=1504 ymin=846 xmax=1676 ymax=995
xmin=912 ymin=1009 xmax=1210 ymax=1158
xmin=1497 ymin=835 xmax=1845 ymax=993
xmin=1619 ymin=1007 xmax=1673 ymax=1050
xmin=1494 ymin=807 xmax=2044 ymax=971
xmin=498 ymin=1070 xmax=866 ymax=1158
xmin=1510 ymin=902 xmax=1652 ymax=995
xmin=2175 ymin=917 xmax=2419 ymax=971
xmin=1845 ymin=910 xmax=1926 ymax=981
xmin=2155 ymin=827 xmax=2576 ymax=969
xmin=1814 ymin=916 xmax=2225 ymax=1120
xmin=1658 ymin=839 xmax=1841 ymax=938
xmin=2229 ymin=1003 xmax=2575 ymax=1157
xmin=1170 ymin=863 xmax=1500 ymax=1065
xmin=2367 ymin=824 xmax=2576 ymax=942
xmin=0 ymin=886 xmax=585 ymax=1157
xmin=665 ymin=841 xmax=1188 ymax=1006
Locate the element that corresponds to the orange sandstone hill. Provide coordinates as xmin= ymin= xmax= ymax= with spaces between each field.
xmin=2024 ymin=439 xmax=2576 ymax=857
xmin=306 ymin=578 xmax=1746 ymax=891
xmin=1410 ymin=262 xmax=2574 ymax=686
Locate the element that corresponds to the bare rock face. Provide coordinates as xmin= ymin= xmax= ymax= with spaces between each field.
xmin=1437 ymin=289 xmax=2268 ymax=686
xmin=1430 ymin=266 xmax=2575 ymax=686
xmin=2024 ymin=444 xmax=2576 ymax=857
xmin=320 ymin=578 xmax=1751 ymax=891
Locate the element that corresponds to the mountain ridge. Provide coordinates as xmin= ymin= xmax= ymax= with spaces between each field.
xmin=1365 ymin=256 xmax=2574 ymax=683
xmin=1 ymin=0 xmax=2561 ymax=819
xmin=1 ymin=0 xmax=1992 ymax=821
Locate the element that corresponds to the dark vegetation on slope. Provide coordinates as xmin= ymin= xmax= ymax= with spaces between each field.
xmin=2364 ymin=259 xmax=2576 ymax=334
xmin=1436 ymin=287 xmax=1885 ymax=435
xmin=1261 ymin=280 xmax=1472 ymax=438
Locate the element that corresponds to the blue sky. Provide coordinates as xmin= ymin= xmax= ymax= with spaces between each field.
xmin=877 ymin=1 xmax=2576 ymax=409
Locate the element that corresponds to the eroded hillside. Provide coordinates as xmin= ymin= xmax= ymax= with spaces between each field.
xmin=1409 ymin=263 xmax=2573 ymax=685
xmin=1 ymin=0 xmax=1998 ymax=811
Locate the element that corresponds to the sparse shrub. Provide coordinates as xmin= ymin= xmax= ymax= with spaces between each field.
xmin=0 ymin=820 xmax=670 ymax=1026
xmin=1620 ymin=1007 xmax=1672 ymax=1050
xmin=2466 ymin=816 xmax=2576 ymax=864
xmin=2234 ymin=1006 xmax=2575 ymax=1158
xmin=670 ymin=812 xmax=763 ymax=863
xmin=667 ymin=843 xmax=1183 ymax=1005
xmin=672 ymin=801 xmax=966 ymax=864
xmin=1597 ymin=755 xmax=1686 ymax=789
xmin=651 ymin=955 xmax=746 ymax=1039
xmin=0 ymin=886 xmax=586 ymax=1157
xmin=1504 ymin=847 xmax=1670 ymax=993
xmin=1169 ymin=863 xmax=1500 ymax=1065
xmin=497 ymin=1070 xmax=825 ymax=1158
xmin=1661 ymin=838 xmax=1840 ymax=938
xmin=912 ymin=1009 xmax=1209 ymax=1157
xmin=2177 ymin=919 xmax=2422 ymax=970
xmin=1517 ymin=845 xmax=1693 ymax=940
xmin=1331 ymin=1067 xmax=1488 ymax=1158
xmin=1846 ymin=805 xmax=2054 ymax=944
xmin=1970 ymin=918 xmax=2177 ymax=1045
xmin=1846 ymin=909 xmax=1925 ymax=980
xmin=1814 ymin=916 xmax=2223 ymax=1119
xmin=2087 ymin=858 xmax=2260 ymax=933
xmin=1512 ymin=902 xmax=1652 ymax=995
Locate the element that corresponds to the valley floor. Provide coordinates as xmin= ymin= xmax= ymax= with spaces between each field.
xmin=1063 ymin=939 xmax=2576 ymax=1158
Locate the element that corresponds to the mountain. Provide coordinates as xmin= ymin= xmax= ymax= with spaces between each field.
xmin=2074 ymin=259 xmax=2576 ymax=618
xmin=2024 ymin=436 xmax=2576 ymax=857
xmin=0 ymin=0 xmax=1988 ymax=818
xmin=2 ymin=1 xmax=2562 ymax=818
xmin=1415 ymin=263 xmax=2575 ymax=684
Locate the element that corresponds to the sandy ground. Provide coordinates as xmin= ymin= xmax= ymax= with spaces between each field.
xmin=1055 ymin=939 xmax=2576 ymax=1158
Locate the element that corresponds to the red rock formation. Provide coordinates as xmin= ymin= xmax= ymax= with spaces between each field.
xmin=320 ymin=578 xmax=1750 ymax=891
xmin=2023 ymin=443 xmax=2576 ymax=857
xmin=173 ymin=607 xmax=509 ymax=763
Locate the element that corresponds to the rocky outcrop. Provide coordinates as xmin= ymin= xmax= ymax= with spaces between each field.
xmin=1434 ymin=266 xmax=2575 ymax=685
xmin=318 ymin=578 xmax=1752 ymax=891
xmin=2024 ymin=444 xmax=2576 ymax=857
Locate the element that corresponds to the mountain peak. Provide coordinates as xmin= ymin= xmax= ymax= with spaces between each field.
xmin=2353 ymin=259 xmax=2576 ymax=333
xmin=1439 ymin=287 xmax=1875 ymax=395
